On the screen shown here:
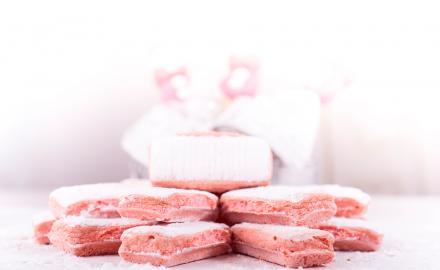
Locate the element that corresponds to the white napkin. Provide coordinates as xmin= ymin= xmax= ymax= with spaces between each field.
xmin=121 ymin=101 xmax=216 ymax=166
xmin=215 ymin=90 xmax=320 ymax=169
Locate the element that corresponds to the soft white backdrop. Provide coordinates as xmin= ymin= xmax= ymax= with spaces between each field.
xmin=1 ymin=0 xmax=439 ymax=193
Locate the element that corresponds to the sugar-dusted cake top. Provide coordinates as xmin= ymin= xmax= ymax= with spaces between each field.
xmin=49 ymin=180 xmax=150 ymax=207
xmin=56 ymin=216 xmax=151 ymax=227
xmin=32 ymin=210 xmax=55 ymax=225
xmin=300 ymin=185 xmax=371 ymax=205
xmin=221 ymin=186 xmax=318 ymax=202
xmin=149 ymin=134 xmax=272 ymax=182
xmin=122 ymin=221 xmax=229 ymax=238
xmin=50 ymin=180 xmax=216 ymax=207
xmin=119 ymin=186 xmax=218 ymax=201
xmin=232 ymin=223 xmax=331 ymax=240
xmin=324 ymin=217 xmax=380 ymax=231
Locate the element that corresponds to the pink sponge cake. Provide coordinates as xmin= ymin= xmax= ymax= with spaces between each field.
xmin=119 ymin=221 xmax=231 ymax=267
xmin=231 ymin=223 xmax=334 ymax=268
xmin=49 ymin=180 xmax=150 ymax=218
xmin=149 ymin=132 xmax=272 ymax=193
xmin=220 ymin=186 xmax=337 ymax=227
xmin=49 ymin=216 xmax=155 ymax=256
xmin=118 ymin=187 xmax=218 ymax=222
xmin=301 ymin=185 xmax=370 ymax=217
xmin=32 ymin=211 xmax=56 ymax=245
xmin=318 ymin=217 xmax=383 ymax=251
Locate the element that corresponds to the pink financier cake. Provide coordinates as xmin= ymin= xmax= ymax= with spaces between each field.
xmin=49 ymin=216 xmax=155 ymax=256
xmin=149 ymin=132 xmax=272 ymax=193
xmin=302 ymin=185 xmax=370 ymax=217
xmin=220 ymin=186 xmax=337 ymax=227
xmin=318 ymin=217 xmax=383 ymax=251
xmin=117 ymin=187 xmax=218 ymax=222
xmin=119 ymin=221 xmax=231 ymax=267
xmin=49 ymin=180 xmax=150 ymax=218
xmin=231 ymin=223 xmax=334 ymax=268
xmin=32 ymin=210 xmax=56 ymax=244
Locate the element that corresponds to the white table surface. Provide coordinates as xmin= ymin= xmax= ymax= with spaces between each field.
xmin=1 ymin=189 xmax=439 ymax=270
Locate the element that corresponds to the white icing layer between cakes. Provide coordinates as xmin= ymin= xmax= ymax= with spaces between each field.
xmin=221 ymin=186 xmax=313 ymax=203
xmin=57 ymin=216 xmax=151 ymax=227
xmin=122 ymin=221 xmax=228 ymax=238
xmin=149 ymin=135 xmax=272 ymax=182
xmin=50 ymin=180 xmax=216 ymax=207
xmin=233 ymin=223 xmax=330 ymax=240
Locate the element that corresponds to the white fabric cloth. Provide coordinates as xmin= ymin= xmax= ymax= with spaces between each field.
xmin=215 ymin=91 xmax=320 ymax=167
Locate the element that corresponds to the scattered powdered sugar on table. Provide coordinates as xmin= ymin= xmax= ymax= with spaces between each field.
xmin=233 ymin=223 xmax=330 ymax=240
xmin=122 ymin=222 xmax=228 ymax=238
xmin=2 ymin=191 xmax=440 ymax=270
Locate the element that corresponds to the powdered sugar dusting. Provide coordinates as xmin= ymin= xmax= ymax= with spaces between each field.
xmin=122 ymin=222 xmax=228 ymax=238
xmin=50 ymin=180 xmax=216 ymax=208
xmin=299 ymin=185 xmax=371 ymax=205
xmin=149 ymin=135 xmax=272 ymax=182
xmin=49 ymin=180 xmax=151 ymax=208
xmin=57 ymin=216 xmax=153 ymax=227
xmin=233 ymin=223 xmax=330 ymax=240
xmin=325 ymin=217 xmax=381 ymax=232
xmin=32 ymin=210 xmax=55 ymax=226
xmin=221 ymin=186 xmax=314 ymax=202
xmin=120 ymin=186 xmax=218 ymax=201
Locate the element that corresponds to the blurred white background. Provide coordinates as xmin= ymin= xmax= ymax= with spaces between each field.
xmin=1 ymin=0 xmax=439 ymax=194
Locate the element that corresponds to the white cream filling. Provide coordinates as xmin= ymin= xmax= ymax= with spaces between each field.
xmin=122 ymin=221 xmax=228 ymax=238
xmin=233 ymin=223 xmax=330 ymax=240
xmin=57 ymin=216 xmax=151 ymax=227
xmin=125 ymin=242 xmax=228 ymax=258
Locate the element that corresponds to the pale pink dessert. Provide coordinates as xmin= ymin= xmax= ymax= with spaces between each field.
xmin=318 ymin=217 xmax=383 ymax=251
xmin=49 ymin=216 xmax=154 ymax=256
xmin=49 ymin=180 xmax=150 ymax=218
xmin=118 ymin=187 xmax=218 ymax=222
xmin=300 ymin=185 xmax=370 ymax=217
xmin=32 ymin=211 xmax=56 ymax=244
xmin=119 ymin=221 xmax=231 ymax=267
xmin=231 ymin=223 xmax=334 ymax=268
xmin=149 ymin=132 xmax=272 ymax=193
xmin=220 ymin=186 xmax=337 ymax=227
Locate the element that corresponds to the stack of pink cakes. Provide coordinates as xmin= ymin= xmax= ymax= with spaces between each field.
xmin=33 ymin=132 xmax=383 ymax=268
